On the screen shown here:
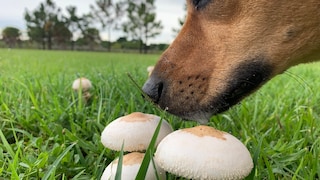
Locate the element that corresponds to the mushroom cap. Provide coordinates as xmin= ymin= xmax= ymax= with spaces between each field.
xmin=101 ymin=152 xmax=166 ymax=180
xmin=72 ymin=77 xmax=92 ymax=92
xmin=147 ymin=66 xmax=154 ymax=76
xmin=101 ymin=112 xmax=173 ymax=152
xmin=155 ymin=125 xmax=253 ymax=180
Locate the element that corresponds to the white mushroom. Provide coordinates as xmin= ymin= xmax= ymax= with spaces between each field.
xmin=101 ymin=152 xmax=166 ymax=180
xmin=72 ymin=77 xmax=92 ymax=92
xmin=147 ymin=66 xmax=154 ymax=76
xmin=101 ymin=112 xmax=173 ymax=152
xmin=155 ymin=125 xmax=253 ymax=180
xmin=72 ymin=77 xmax=92 ymax=102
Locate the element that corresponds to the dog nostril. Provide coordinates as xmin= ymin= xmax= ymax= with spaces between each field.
xmin=157 ymin=82 xmax=164 ymax=101
xmin=142 ymin=78 xmax=164 ymax=104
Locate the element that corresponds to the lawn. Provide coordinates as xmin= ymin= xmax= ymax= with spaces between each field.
xmin=0 ymin=49 xmax=319 ymax=179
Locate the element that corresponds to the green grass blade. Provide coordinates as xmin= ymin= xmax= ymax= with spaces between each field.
xmin=64 ymin=130 xmax=97 ymax=152
xmin=9 ymin=143 xmax=21 ymax=180
xmin=136 ymin=118 xmax=163 ymax=179
xmin=42 ymin=142 xmax=77 ymax=180
xmin=245 ymin=136 xmax=264 ymax=180
xmin=115 ymin=142 xmax=124 ymax=180
xmin=0 ymin=129 xmax=15 ymax=157
xmin=151 ymin=156 xmax=161 ymax=180
xmin=263 ymin=155 xmax=275 ymax=180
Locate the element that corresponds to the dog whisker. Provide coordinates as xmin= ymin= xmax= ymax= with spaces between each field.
xmin=283 ymin=71 xmax=313 ymax=93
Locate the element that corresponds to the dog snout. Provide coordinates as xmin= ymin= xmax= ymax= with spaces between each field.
xmin=142 ymin=75 xmax=164 ymax=104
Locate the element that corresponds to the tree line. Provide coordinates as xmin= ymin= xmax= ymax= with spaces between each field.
xmin=1 ymin=0 xmax=171 ymax=53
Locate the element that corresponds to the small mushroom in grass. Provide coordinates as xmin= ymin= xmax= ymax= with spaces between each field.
xmin=147 ymin=66 xmax=154 ymax=76
xmin=101 ymin=112 xmax=173 ymax=152
xmin=72 ymin=77 xmax=92 ymax=92
xmin=155 ymin=125 xmax=253 ymax=180
xmin=72 ymin=77 xmax=92 ymax=102
xmin=101 ymin=152 xmax=166 ymax=180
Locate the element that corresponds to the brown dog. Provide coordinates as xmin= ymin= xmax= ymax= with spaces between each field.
xmin=143 ymin=0 xmax=320 ymax=123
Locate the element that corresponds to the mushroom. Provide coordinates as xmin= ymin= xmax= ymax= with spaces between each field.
xmin=72 ymin=77 xmax=92 ymax=92
xmin=101 ymin=112 xmax=173 ymax=152
xmin=154 ymin=125 xmax=253 ymax=180
xmin=101 ymin=152 xmax=166 ymax=180
xmin=72 ymin=77 xmax=92 ymax=102
xmin=147 ymin=66 xmax=154 ymax=76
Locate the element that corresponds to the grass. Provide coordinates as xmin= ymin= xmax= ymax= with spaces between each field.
xmin=0 ymin=48 xmax=319 ymax=179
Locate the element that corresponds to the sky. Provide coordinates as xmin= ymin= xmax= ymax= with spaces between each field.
xmin=0 ymin=0 xmax=186 ymax=44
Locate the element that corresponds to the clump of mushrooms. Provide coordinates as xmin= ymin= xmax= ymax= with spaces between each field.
xmin=72 ymin=77 xmax=92 ymax=103
xmin=154 ymin=125 xmax=253 ymax=180
xmin=100 ymin=112 xmax=173 ymax=179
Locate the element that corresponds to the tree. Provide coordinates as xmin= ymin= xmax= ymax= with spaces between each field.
xmin=52 ymin=20 xmax=72 ymax=49
xmin=65 ymin=10 xmax=101 ymax=51
xmin=122 ymin=0 xmax=163 ymax=53
xmin=83 ymin=27 xmax=101 ymax=50
xmin=66 ymin=12 xmax=100 ymax=50
xmin=1 ymin=27 xmax=21 ymax=48
xmin=65 ymin=6 xmax=82 ymax=50
xmin=172 ymin=3 xmax=187 ymax=36
xmin=90 ymin=0 xmax=125 ymax=51
xmin=25 ymin=0 xmax=61 ymax=49
xmin=76 ymin=14 xmax=101 ymax=50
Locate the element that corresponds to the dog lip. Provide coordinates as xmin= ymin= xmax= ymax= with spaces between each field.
xmin=224 ymin=73 xmax=265 ymax=101
xmin=208 ymin=58 xmax=273 ymax=114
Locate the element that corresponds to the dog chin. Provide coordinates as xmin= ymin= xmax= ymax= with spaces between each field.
xmin=170 ymin=110 xmax=212 ymax=124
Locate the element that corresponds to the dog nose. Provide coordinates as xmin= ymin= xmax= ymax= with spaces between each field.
xmin=142 ymin=76 xmax=164 ymax=104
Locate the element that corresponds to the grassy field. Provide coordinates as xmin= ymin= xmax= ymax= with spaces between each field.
xmin=0 ymin=49 xmax=319 ymax=179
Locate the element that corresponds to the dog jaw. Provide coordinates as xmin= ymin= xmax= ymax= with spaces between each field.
xmin=143 ymin=0 xmax=320 ymax=122
xmin=143 ymin=57 xmax=273 ymax=123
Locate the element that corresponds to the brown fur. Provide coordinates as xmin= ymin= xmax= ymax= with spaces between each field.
xmin=143 ymin=0 xmax=320 ymax=123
